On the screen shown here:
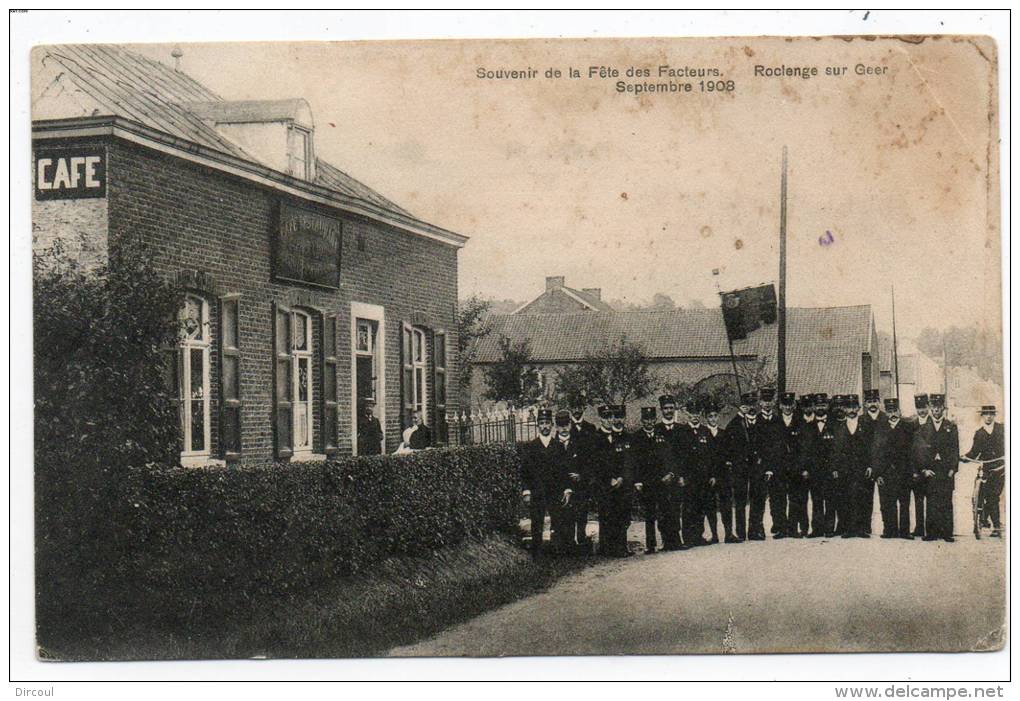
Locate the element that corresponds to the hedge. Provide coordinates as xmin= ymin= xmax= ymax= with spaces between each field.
xmin=126 ymin=446 xmax=521 ymax=601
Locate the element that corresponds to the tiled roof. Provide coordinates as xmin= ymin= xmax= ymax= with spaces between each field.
xmin=34 ymin=44 xmax=425 ymax=231
xmin=514 ymin=286 xmax=615 ymax=314
xmin=473 ymin=305 xmax=874 ymax=395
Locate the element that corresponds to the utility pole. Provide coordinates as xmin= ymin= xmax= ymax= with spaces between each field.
xmin=891 ymin=286 xmax=901 ymax=401
xmin=777 ymin=146 xmax=788 ymax=395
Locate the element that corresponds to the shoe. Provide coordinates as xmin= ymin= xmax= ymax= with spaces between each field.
xmin=911 ymin=530 xmax=924 ymax=538
xmin=789 ymin=532 xmax=804 ymax=539
xmin=880 ymin=533 xmax=895 ymax=539
xmin=806 ymin=532 xmax=823 ymax=539
xmin=724 ymin=535 xmax=740 ymax=544
xmin=991 ymin=530 xmax=1002 ymax=538
xmin=943 ymin=536 xmax=955 ymax=543
xmin=774 ymin=532 xmax=787 ymax=540
xmin=645 ymin=547 xmax=658 ymax=555
xmin=710 ymin=535 xmax=720 ymax=544
xmin=922 ymin=535 xmax=938 ymax=541
xmin=858 ymin=533 xmax=871 ymax=539
xmin=749 ymin=533 xmax=766 ymax=541
xmin=824 ymin=532 xmax=836 ymax=538
xmin=900 ymin=534 xmax=915 ymax=540
xmin=841 ymin=533 xmax=854 ymax=539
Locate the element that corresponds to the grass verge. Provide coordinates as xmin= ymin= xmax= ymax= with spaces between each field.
xmin=39 ymin=535 xmax=594 ymax=661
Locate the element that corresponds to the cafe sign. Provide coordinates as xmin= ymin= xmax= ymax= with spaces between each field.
xmin=34 ymin=146 xmax=107 ymax=200
xmin=274 ymin=203 xmax=342 ymax=289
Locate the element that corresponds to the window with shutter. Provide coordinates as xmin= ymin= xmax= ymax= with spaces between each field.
xmin=322 ymin=314 xmax=339 ymax=457
xmin=273 ymin=303 xmax=293 ymax=459
xmin=401 ymin=323 xmax=427 ymax=429
xmin=219 ymin=295 xmax=242 ymax=462
xmin=434 ymin=330 xmax=447 ymax=444
xmin=179 ymin=294 xmax=211 ymax=461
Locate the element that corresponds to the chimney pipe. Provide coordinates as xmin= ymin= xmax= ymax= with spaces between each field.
xmin=545 ymin=276 xmax=565 ymax=291
xmin=171 ymin=46 xmax=184 ymax=71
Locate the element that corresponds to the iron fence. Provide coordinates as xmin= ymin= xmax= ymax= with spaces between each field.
xmin=444 ymin=408 xmax=539 ymax=446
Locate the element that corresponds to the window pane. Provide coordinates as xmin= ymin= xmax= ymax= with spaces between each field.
xmin=296 ymin=404 xmax=310 ymax=448
xmin=357 ymin=321 xmax=370 ymax=353
xmin=414 ymin=331 xmax=424 ymax=363
xmin=190 ymin=348 xmax=205 ymax=399
xmin=298 ymin=358 xmax=309 ymax=402
xmin=415 ymin=368 xmax=424 ymax=411
xmin=190 ymin=399 xmax=205 ymax=452
xmin=293 ymin=314 xmax=308 ymax=351
xmin=183 ymin=297 xmax=203 ymax=340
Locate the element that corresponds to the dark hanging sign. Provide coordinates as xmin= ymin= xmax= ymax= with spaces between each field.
xmin=274 ymin=203 xmax=342 ymax=289
xmin=34 ymin=146 xmax=107 ymax=200
xmin=720 ymin=283 xmax=778 ymax=342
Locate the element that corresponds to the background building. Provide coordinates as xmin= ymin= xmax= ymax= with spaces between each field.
xmin=469 ymin=304 xmax=881 ymax=420
xmin=32 ymin=44 xmax=466 ymax=463
xmin=512 ymin=275 xmax=614 ymax=314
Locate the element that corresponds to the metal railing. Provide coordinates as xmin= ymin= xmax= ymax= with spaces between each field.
xmin=444 ymin=408 xmax=539 ymax=446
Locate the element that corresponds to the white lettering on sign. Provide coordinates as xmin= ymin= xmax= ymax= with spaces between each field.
xmin=34 ymin=147 xmax=106 ymax=200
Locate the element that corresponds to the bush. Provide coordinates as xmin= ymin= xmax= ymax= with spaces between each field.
xmin=37 ymin=445 xmax=523 ymax=650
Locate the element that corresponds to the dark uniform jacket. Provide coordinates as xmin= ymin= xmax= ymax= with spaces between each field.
xmin=833 ymin=418 xmax=873 ymax=480
xmin=965 ymin=423 xmax=1005 ymax=471
xmin=520 ymin=435 xmax=569 ymax=501
xmin=629 ymin=428 xmax=672 ymax=495
xmin=589 ymin=428 xmax=633 ymax=497
xmin=798 ymin=420 xmax=836 ymax=480
xmin=725 ymin=417 xmax=763 ymax=479
xmin=776 ymin=413 xmax=804 ymax=482
xmin=654 ymin=421 xmax=685 ymax=482
xmin=682 ymin=425 xmax=713 ymax=485
xmin=860 ymin=410 xmax=886 ymax=442
xmin=357 ymin=416 xmax=384 ymax=455
xmin=568 ymin=419 xmax=598 ymax=495
xmin=914 ymin=419 xmax=960 ymax=481
xmin=872 ymin=419 xmax=915 ymax=484
xmin=700 ymin=425 xmax=729 ymax=483
xmin=755 ymin=412 xmax=785 ymax=480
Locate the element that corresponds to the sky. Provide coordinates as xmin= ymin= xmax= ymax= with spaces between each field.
xmin=131 ymin=36 xmax=1000 ymax=338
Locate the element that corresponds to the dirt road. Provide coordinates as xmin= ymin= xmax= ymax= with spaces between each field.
xmin=391 ymin=468 xmax=1005 ymax=656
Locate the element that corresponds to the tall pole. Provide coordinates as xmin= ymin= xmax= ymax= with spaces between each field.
xmin=942 ymin=333 xmax=950 ymax=407
xmin=777 ymin=146 xmax=788 ymax=395
xmin=891 ymin=285 xmax=901 ymax=401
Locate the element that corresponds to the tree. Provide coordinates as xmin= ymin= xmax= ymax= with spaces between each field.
xmin=659 ymin=357 xmax=776 ymax=412
xmin=456 ymin=295 xmax=493 ymax=395
xmin=555 ymin=334 xmax=657 ymax=405
xmin=482 ymin=335 xmax=542 ymax=408
xmin=915 ymin=324 xmax=1002 ymax=382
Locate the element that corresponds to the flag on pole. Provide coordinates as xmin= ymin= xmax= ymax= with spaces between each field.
xmin=719 ymin=283 xmax=778 ymax=341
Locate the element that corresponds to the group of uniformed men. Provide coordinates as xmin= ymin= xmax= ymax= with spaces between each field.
xmin=520 ymin=388 xmax=1005 ymax=557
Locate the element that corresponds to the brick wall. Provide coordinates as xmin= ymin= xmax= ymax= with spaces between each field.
xmin=32 ymin=197 xmax=108 ymax=272
xmin=100 ymin=137 xmax=459 ymax=463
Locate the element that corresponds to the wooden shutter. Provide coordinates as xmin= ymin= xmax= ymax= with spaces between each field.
xmin=219 ymin=295 xmax=243 ymax=462
xmin=401 ymin=322 xmax=414 ymax=430
xmin=321 ymin=313 xmax=339 ymax=457
xmin=273 ymin=302 xmax=293 ymax=460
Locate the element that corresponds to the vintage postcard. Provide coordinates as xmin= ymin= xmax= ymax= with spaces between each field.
xmin=30 ymin=33 xmax=1003 ymax=662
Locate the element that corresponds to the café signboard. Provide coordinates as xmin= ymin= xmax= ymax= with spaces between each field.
xmin=274 ymin=203 xmax=342 ymax=289
xmin=34 ymin=146 xmax=107 ymax=200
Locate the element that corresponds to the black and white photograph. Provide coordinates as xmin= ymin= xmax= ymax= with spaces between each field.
xmin=11 ymin=9 xmax=1009 ymax=688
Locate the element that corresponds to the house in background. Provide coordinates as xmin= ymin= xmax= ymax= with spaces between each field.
xmin=470 ymin=304 xmax=881 ymax=422
xmin=878 ymin=339 xmax=945 ymax=416
xmin=512 ymin=276 xmax=614 ymax=314
xmin=32 ymin=44 xmax=466 ymax=463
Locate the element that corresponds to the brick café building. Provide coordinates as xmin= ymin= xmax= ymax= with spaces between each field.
xmin=31 ymin=45 xmax=467 ymax=465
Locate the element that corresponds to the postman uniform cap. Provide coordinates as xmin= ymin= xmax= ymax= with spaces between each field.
xmin=759 ymin=388 xmax=776 ymax=402
xmin=740 ymin=391 xmax=758 ymax=405
xmin=597 ymin=404 xmax=613 ymax=418
xmin=703 ymin=398 xmax=721 ymax=414
xmin=537 ymin=408 xmax=554 ymax=422
xmin=780 ymin=391 xmax=796 ymax=405
xmin=914 ymin=394 xmax=929 ymax=408
xmin=929 ymin=393 xmax=946 ymax=406
xmin=658 ymin=394 xmax=676 ymax=407
xmin=884 ymin=398 xmax=899 ymax=412
xmin=611 ymin=404 xmax=627 ymax=418
xmin=640 ymin=406 xmax=657 ymax=421
xmin=981 ymin=405 xmax=997 ymax=414
xmin=864 ymin=389 xmax=881 ymax=402
xmin=554 ymin=409 xmax=572 ymax=427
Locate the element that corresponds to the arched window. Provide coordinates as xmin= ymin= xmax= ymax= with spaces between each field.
xmin=179 ymin=294 xmax=211 ymax=457
xmin=291 ymin=309 xmax=314 ymax=454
